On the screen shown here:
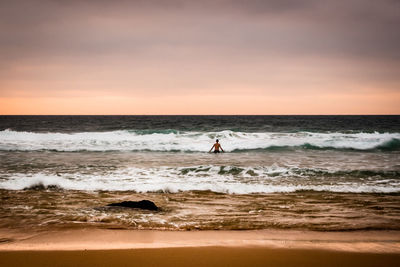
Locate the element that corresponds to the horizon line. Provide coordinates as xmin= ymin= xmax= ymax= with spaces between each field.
xmin=1 ymin=114 xmax=399 ymax=116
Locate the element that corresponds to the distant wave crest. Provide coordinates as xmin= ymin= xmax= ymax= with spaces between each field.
xmin=0 ymin=129 xmax=399 ymax=152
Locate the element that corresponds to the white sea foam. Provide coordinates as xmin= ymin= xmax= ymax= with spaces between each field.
xmin=0 ymin=129 xmax=399 ymax=152
xmin=1 ymin=166 xmax=399 ymax=193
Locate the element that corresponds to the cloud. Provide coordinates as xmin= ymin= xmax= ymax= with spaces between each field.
xmin=0 ymin=0 xmax=399 ymax=103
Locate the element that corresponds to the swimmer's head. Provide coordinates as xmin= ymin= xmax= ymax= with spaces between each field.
xmin=216 ymin=139 xmax=219 ymax=143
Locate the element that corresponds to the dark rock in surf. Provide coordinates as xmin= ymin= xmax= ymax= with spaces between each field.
xmin=23 ymin=183 xmax=62 ymax=191
xmin=107 ymin=200 xmax=159 ymax=211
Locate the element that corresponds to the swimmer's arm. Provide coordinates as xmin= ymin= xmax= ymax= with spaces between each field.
xmin=220 ymin=146 xmax=224 ymax=152
xmin=209 ymin=144 xmax=215 ymax=152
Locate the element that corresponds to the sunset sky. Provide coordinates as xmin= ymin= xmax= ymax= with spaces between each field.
xmin=0 ymin=0 xmax=399 ymax=115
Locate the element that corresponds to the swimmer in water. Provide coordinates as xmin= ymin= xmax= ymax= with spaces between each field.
xmin=209 ymin=139 xmax=224 ymax=153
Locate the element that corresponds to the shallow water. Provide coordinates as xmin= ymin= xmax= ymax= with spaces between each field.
xmin=1 ymin=189 xmax=399 ymax=231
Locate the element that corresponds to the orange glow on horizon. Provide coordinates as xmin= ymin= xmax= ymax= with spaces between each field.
xmin=1 ymin=92 xmax=399 ymax=115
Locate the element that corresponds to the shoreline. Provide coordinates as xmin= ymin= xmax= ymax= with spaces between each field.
xmin=1 ymin=226 xmax=400 ymax=266
xmin=1 ymin=229 xmax=400 ymax=267
xmin=1 ymin=229 xmax=399 ymax=253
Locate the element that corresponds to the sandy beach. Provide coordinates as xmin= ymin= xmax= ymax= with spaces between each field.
xmin=1 ymin=229 xmax=399 ymax=266
xmin=2 ymin=247 xmax=400 ymax=267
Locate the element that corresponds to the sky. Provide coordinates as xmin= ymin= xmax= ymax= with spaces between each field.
xmin=0 ymin=0 xmax=399 ymax=115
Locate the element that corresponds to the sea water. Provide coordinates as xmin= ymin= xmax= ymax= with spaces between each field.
xmin=0 ymin=115 xmax=399 ymax=231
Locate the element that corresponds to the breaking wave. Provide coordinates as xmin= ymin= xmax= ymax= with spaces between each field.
xmin=0 ymin=129 xmax=399 ymax=152
xmin=1 ymin=165 xmax=399 ymax=194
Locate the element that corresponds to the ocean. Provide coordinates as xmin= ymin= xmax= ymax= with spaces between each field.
xmin=0 ymin=115 xmax=399 ymax=231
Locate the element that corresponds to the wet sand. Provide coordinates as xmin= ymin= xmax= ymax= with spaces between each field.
xmin=1 ymin=247 xmax=400 ymax=267
xmin=0 ymin=229 xmax=399 ymax=266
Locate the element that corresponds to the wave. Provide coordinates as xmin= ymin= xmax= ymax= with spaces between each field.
xmin=232 ymin=139 xmax=400 ymax=152
xmin=0 ymin=129 xmax=399 ymax=152
xmin=1 ymin=165 xmax=399 ymax=193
